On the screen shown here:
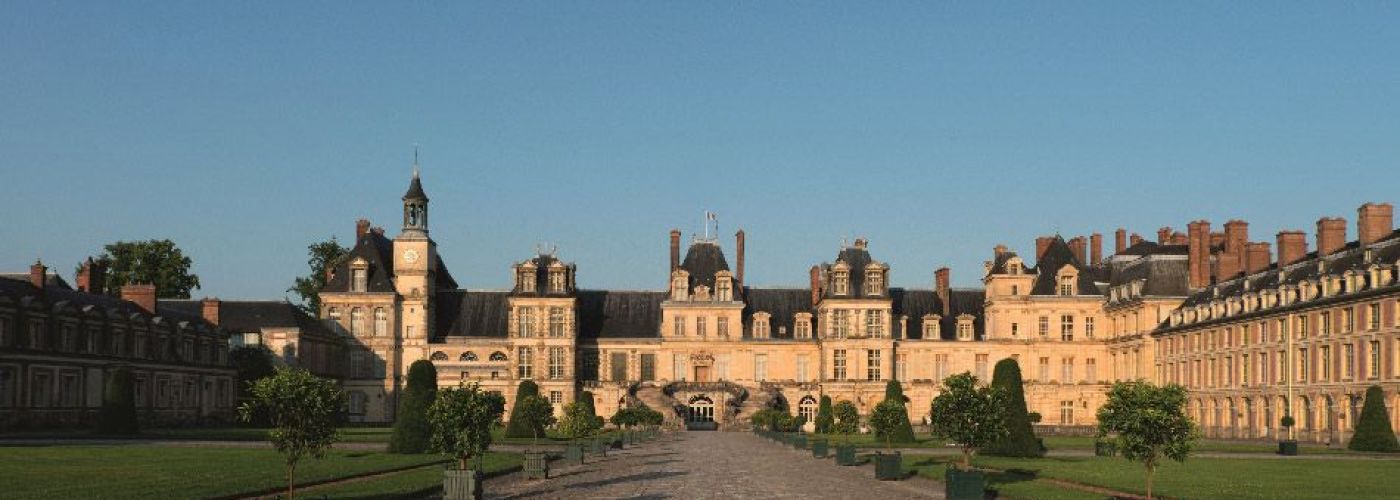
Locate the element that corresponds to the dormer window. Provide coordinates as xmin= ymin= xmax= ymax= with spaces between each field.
xmin=956 ymin=315 xmax=974 ymax=341
xmin=518 ymin=267 xmax=536 ymax=293
xmin=1007 ymin=257 xmax=1022 ymax=275
xmin=716 ymin=277 xmax=732 ymax=301
xmin=350 ymin=259 xmax=368 ymax=293
xmin=833 ymin=270 xmax=849 ymax=295
xmin=671 ymin=271 xmax=689 ymax=300
xmin=753 ymin=313 xmax=771 ymax=339
xmin=1059 ymin=276 xmax=1074 ymax=296
xmin=549 ymin=270 xmax=565 ymax=293
xmin=795 ymin=313 xmax=813 ymax=339
xmin=864 ymin=268 xmax=884 ymax=296
xmin=923 ymin=314 xmax=941 ymax=339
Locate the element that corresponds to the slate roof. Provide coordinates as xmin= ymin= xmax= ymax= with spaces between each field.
xmin=891 ymin=288 xmax=987 ymax=340
xmin=434 ymin=290 xmax=510 ymax=339
xmin=162 ymin=299 xmax=334 ymax=337
xmin=577 ymin=290 xmax=666 ymax=339
xmin=512 ymin=254 xmax=574 ymax=297
xmin=1118 ymin=241 xmax=1189 ymax=257
xmin=986 ymin=251 xmax=1022 ymax=275
xmin=323 ymin=231 xmax=397 ymax=293
xmin=1179 ymin=230 xmax=1400 ymax=309
xmin=1108 ymin=257 xmax=1190 ymax=297
xmin=742 ymin=287 xmax=812 ymax=339
xmin=679 ymin=242 xmax=731 ymax=294
xmin=823 ymin=245 xmax=886 ymax=298
xmin=1030 ymin=236 xmax=1102 ymax=296
xmin=0 ymin=275 xmax=214 ymax=329
xmin=403 ymin=173 xmax=428 ymax=202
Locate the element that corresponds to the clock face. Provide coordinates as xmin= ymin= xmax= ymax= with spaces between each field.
xmin=403 ymin=249 xmax=420 ymax=263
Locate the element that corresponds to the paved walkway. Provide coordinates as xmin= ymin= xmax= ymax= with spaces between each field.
xmin=485 ymin=432 xmax=943 ymax=499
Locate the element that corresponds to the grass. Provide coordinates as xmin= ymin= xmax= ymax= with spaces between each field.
xmin=901 ymin=455 xmax=1102 ymax=500
xmin=1043 ymin=435 xmax=1361 ymax=455
xmin=918 ymin=454 xmax=1400 ymax=500
xmin=0 ymin=426 xmax=395 ymax=443
xmin=0 ymin=444 xmax=444 ymax=500
xmin=808 ymin=433 xmax=946 ymax=448
xmin=298 ymin=452 xmax=523 ymax=499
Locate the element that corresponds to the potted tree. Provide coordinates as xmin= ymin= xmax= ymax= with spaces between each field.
xmin=832 ymin=400 xmax=860 ymax=466
xmin=868 ymin=399 xmax=908 ymax=480
xmin=1096 ymin=381 xmax=1196 ymax=500
xmin=561 ymin=400 xmax=604 ymax=465
xmin=930 ymin=372 xmax=1008 ymax=500
xmin=515 ymin=394 xmax=556 ymax=480
xmin=790 ymin=415 xmax=809 ymax=450
xmin=239 ymin=368 xmax=343 ymax=500
xmin=428 ymin=383 xmax=505 ymax=500
xmin=1278 ymin=415 xmax=1298 ymax=456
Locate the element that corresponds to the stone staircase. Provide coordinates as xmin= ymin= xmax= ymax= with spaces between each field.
xmin=632 ymin=382 xmax=685 ymax=428
xmin=731 ymin=385 xmax=781 ymax=431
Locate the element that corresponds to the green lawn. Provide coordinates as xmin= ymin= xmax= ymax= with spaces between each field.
xmin=304 ymin=453 xmax=523 ymax=499
xmin=808 ymin=433 xmax=947 ymax=448
xmin=0 ymin=445 xmax=443 ymax=500
xmin=901 ymin=455 xmax=1101 ymax=500
xmin=0 ymin=426 xmax=395 ymax=443
xmin=1043 ymin=435 xmax=1359 ymax=455
xmin=928 ymin=454 xmax=1400 ymax=500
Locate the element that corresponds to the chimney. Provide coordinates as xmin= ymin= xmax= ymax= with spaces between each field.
xmin=1130 ymin=233 xmax=1143 ymax=246
xmin=1035 ymin=236 xmax=1054 ymax=261
xmin=854 ymin=238 xmax=868 ymax=250
xmin=1224 ymin=220 xmax=1248 ymax=273
xmin=1209 ymin=231 xmax=1226 ymax=248
xmin=355 ymin=219 xmax=371 ymax=241
xmin=1277 ymin=230 xmax=1308 ymax=267
xmin=1170 ymin=232 xmax=1188 ymax=246
xmin=669 ymin=229 xmax=681 ymax=272
xmin=1316 ymin=217 xmax=1347 ymax=257
xmin=201 ymin=297 xmax=221 ymax=325
xmin=809 ymin=265 xmax=822 ymax=307
xmin=734 ymin=229 xmax=746 ymax=284
xmin=1187 ymin=220 xmax=1211 ymax=289
xmin=29 ymin=260 xmax=47 ymax=289
xmin=1090 ymin=233 xmax=1103 ymax=264
xmin=935 ymin=267 xmax=951 ymax=316
xmin=77 ymin=257 xmax=94 ymax=292
xmin=1068 ymin=236 xmax=1087 ymax=264
xmin=1114 ymin=228 xmax=1127 ymax=254
xmin=1216 ymin=252 xmax=1241 ymax=282
xmin=1245 ymin=242 xmax=1272 ymax=275
xmin=1358 ymin=202 xmax=1394 ymax=245
xmin=121 ymin=283 xmax=157 ymax=314
xmin=1157 ymin=227 xmax=1172 ymax=244
xmin=993 ymin=244 xmax=1007 ymax=258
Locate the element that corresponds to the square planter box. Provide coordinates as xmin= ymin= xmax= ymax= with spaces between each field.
xmin=1278 ymin=440 xmax=1299 ymax=456
xmin=1094 ymin=441 xmax=1117 ymax=457
xmin=590 ymin=438 xmax=609 ymax=457
xmin=564 ymin=443 xmax=585 ymax=465
xmin=945 ymin=468 xmax=986 ymax=500
xmin=524 ymin=451 xmax=550 ymax=480
xmin=874 ymin=451 xmax=902 ymax=480
xmin=810 ymin=437 xmax=829 ymax=458
xmin=793 ymin=434 xmax=808 ymax=450
xmin=443 ymin=467 xmax=483 ymax=500
xmin=835 ymin=444 xmax=858 ymax=466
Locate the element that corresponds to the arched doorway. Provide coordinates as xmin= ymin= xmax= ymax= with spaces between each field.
xmin=798 ymin=396 xmax=818 ymax=424
xmin=688 ymin=395 xmax=715 ymax=428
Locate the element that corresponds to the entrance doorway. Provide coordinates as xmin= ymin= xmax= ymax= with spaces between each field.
xmin=694 ymin=365 xmax=712 ymax=383
xmin=688 ymin=395 xmax=716 ymax=430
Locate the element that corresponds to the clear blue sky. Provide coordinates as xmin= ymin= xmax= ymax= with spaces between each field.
xmin=3 ymin=2 xmax=1398 ymax=300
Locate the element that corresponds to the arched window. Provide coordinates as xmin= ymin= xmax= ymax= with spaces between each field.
xmin=489 ymin=351 xmax=508 ymax=362
xmin=460 ymin=351 xmax=478 ymax=362
xmin=350 ymin=307 xmax=364 ymax=335
xmin=798 ymin=396 xmax=818 ymax=423
xmin=373 ymin=308 xmax=387 ymax=336
xmin=430 ymin=351 xmax=448 ymax=361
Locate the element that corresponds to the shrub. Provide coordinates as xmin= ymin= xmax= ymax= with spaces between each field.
xmin=832 ymin=400 xmax=860 ymax=437
xmin=504 ymin=380 xmax=542 ymax=438
xmin=930 ymin=372 xmax=1008 ymax=468
xmin=814 ymin=395 xmax=834 ymax=434
xmin=985 ymin=358 xmax=1044 ymax=457
xmin=877 ymin=380 xmax=916 ymax=443
xmin=1348 ymin=385 xmax=1399 ymax=452
xmin=563 ymin=401 xmax=605 ymax=440
xmin=389 ymin=360 xmax=437 ymax=453
xmin=97 ymin=366 xmax=138 ymax=435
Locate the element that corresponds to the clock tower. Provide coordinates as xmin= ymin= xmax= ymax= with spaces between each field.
xmin=394 ymin=163 xmax=437 ymax=360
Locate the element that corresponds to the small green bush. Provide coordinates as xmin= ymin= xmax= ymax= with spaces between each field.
xmin=814 ymin=395 xmax=834 ymax=434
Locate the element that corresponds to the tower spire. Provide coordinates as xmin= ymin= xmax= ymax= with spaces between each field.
xmin=412 ymin=143 xmax=420 ymax=179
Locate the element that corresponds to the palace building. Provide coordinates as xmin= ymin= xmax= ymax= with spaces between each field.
xmin=318 ymin=169 xmax=1400 ymax=441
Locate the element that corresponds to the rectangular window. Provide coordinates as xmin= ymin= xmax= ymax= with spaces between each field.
xmin=935 ymin=354 xmax=949 ymax=380
xmin=833 ymin=349 xmax=847 ymax=380
xmin=1321 ymin=312 xmax=1332 ymax=335
xmin=1060 ymin=400 xmax=1074 ymax=424
xmin=351 ymin=268 xmax=367 ymax=292
xmin=1085 ymin=317 xmax=1095 ymax=339
xmin=548 ymin=307 xmax=566 ymax=337
xmin=673 ymin=316 xmax=685 ymax=337
xmin=1370 ymin=340 xmax=1381 ymax=379
xmin=796 ymin=355 xmax=809 ymax=383
xmin=610 ymin=352 xmax=628 ymax=382
xmin=717 ymin=317 xmax=728 ymax=337
xmin=0 ymin=367 xmax=13 ymax=408
xmin=1086 ymin=358 xmax=1097 ymax=384
xmin=1061 ymin=315 xmax=1074 ymax=341
xmin=1010 ymin=322 xmax=1019 ymax=337
xmin=1319 ymin=346 xmax=1331 ymax=382
xmin=1061 ymin=358 xmax=1074 ymax=384
xmin=697 ymin=316 xmax=707 ymax=337
xmin=640 ymin=353 xmax=656 ymax=381
xmin=1368 ymin=303 xmax=1381 ymax=330
xmin=672 ymin=353 xmax=685 ymax=381
xmin=518 ymin=347 xmax=534 ymax=379
xmin=865 ymin=310 xmax=883 ymax=337
xmin=895 ymin=353 xmax=908 ymax=382
xmin=1242 ymin=354 xmax=1251 ymax=385
xmin=1342 ymin=308 xmax=1354 ymax=332
xmin=866 ymin=349 xmax=882 ymax=380
xmin=755 ymin=353 xmax=768 ymax=381
xmin=1277 ymin=351 xmax=1286 ymax=383
xmin=518 ymin=307 xmax=536 ymax=337
xmin=579 ymin=350 xmax=599 ymax=380
xmin=1038 ymin=357 xmax=1050 ymax=382
xmin=1344 ymin=344 xmax=1355 ymax=379
xmin=549 ymin=391 xmax=563 ymax=404
xmin=548 ymin=347 xmax=565 ymax=380
xmin=1297 ymin=315 xmax=1309 ymax=339
xmin=1298 ymin=348 xmax=1308 ymax=382
xmin=833 ymin=310 xmax=850 ymax=338
xmin=1038 ymin=316 xmax=1049 ymax=337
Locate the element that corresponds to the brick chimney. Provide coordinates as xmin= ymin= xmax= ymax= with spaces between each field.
xmin=1357 ymin=202 xmax=1393 ymax=246
xmin=1277 ymin=230 xmax=1307 ymax=267
xmin=734 ymin=229 xmax=746 ymax=284
xmin=993 ymin=244 xmax=1008 ymax=258
xmin=76 ymin=257 xmax=106 ymax=293
xmin=29 ymin=260 xmax=46 ymax=289
xmin=1245 ymin=242 xmax=1272 ymax=275
xmin=1216 ymin=252 xmax=1241 ymax=282
xmin=935 ymin=267 xmax=951 ymax=316
xmin=1068 ymin=236 xmax=1087 ymax=264
xmin=809 ymin=265 xmax=822 ymax=307
xmin=1208 ymin=232 xmax=1225 ymax=248
xmin=1130 ymin=233 xmax=1143 ymax=246
xmin=1090 ymin=233 xmax=1103 ymax=264
xmin=1315 ymin=217 xmax=1347 ymax=257
xmin=1114 ymin=229 xmax=1127 ymax=254
xmin=355 ymin=218 xmax=371 ymax=241
xmin=201 ymin=297 xmax=221 ymax=325
xmin=1035 ymin=236 xmax=1054 ymax=261
xmin=1170 ymin=232 xmax=1188 ymax=245
xmin=1187 ymin=220 xmax=1211 ymax=289
xmin=1157 ymin=227 xmax=1172 ymax=244
xmin=121 ymin=284 xmax=157 ymax=314
xmin=669 ymin=229 xmax=681 ymax=272
xmin=1224 ymin=219 xmax=1248 ymax=272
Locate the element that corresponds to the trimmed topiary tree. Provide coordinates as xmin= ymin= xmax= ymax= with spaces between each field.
xmin=97 ymin=366 xmax=139 ymax=435
xmin=504 ymin=380 xmax=542 ymax=438
xmin=877 ymin=380 xmax=917 ymax=443
xmin=578 ymin=390 xmax=604 ymax=430
xmin=985 ymin=358 xmax=1044 ymax=457
xmin=390 ymin=360 xmax=438 ymax=453
xmin=815 ymin=395 xmax=835 ymax=434
xmin=1348 ymin=385 xmax=1399 ymax=452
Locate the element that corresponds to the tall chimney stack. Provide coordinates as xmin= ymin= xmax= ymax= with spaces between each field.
xmin=77 ymin=257 xmax=95 ymax=292
xmin=201 ymin=297 xmax=221 ymax=325
xmin=1035 ymin=236 xmax=1054 ymax=261
xmin=1224 ymin=220 xmax=1249 ymax=276
xmin=356 ymin=219 xmax=371 ymax=241
xmin=1187 ymin=220 xmax=1211 ymax=289
xmin=1245 ymin=242 xmax=1272 ymax=275
xmin=1068 ymin=236 xmax=1087 ymax=264
xmin=1170 ymin=232 xmax=1188 ymax=245
xmin=1158 ymin=227 xmax=1173 ymax=244
xmin=669 ymin=229 xmax=681 ymax=273
xmin=1277 ymin=230 xmax=1307 ymax=267
xmin=121 ymin=283 xmax=157 ymax=314
xmin=1090 ymin=233 xmax=1103 ymax=264
xmin=809 ymin=265 xmax=822 ymax=307
xmin=935 ymin=267 xmax=951 ymax=316
xmin=1357 ymin=202 xmax=1394 ymax=246
xmin=1316 ymin=217 xmax=1347 ymax=257
xmin=734 ymin=229 xmax=746 ymax=284
xmin=29 ymin=260 xmax=47 ymax=289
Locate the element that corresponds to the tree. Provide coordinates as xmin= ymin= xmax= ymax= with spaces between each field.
xmin=868 ymin=399 xmax=908 ymax=450
xmin=230 ymin=346 xmax=278 ymax=426
xmin=1096 ymin=381 xmax=1195 ymax=500
xmin=814 ymin=395 xmax=835 ymax=434
xmin=1348 ymin=385 xmax=1399 ymax=452
xmin=832 ymin=400 xmax=860 ymax=441
xmin=287 ymin=236 xmax=349 ymax=317
xmin=563 ymin=402 xmax=606 ymax=440
xmin=609 ymin=406 xmax=638 ymax=429
xmin=429 ymin=383 xmax=505 ymax=471
xmin=636 ymin=406 xmax=664 ymax=427
xmin=930 ymin=372 xmax=1009 ymax=468
xmin=877 ymin=380 xmax=917 ymax=443
xmin=88 ymin=239 xmax=200 ymax=298
xmin=749 ymin=408 xmax=784 ymax=431
xmin=985 ymin=358 xmax=1044 ymax=457
xmin=390 ymin=360 xmax=438 ymax=453
xmin=577 ymin=391 xmax=604 ymax=430
xmin=514 ymin=395 xmax=557 ymax=445
xmin=97 ymin=366 xmax=138 ymax=435
xmin=504 ymin=381 xmax=542 ymax=438
xmin=238 ymin=368 xmax=343 ymax=500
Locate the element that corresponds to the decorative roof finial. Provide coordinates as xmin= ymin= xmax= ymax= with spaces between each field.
xmin=412 ymin=143 xmax=420 ymax=179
